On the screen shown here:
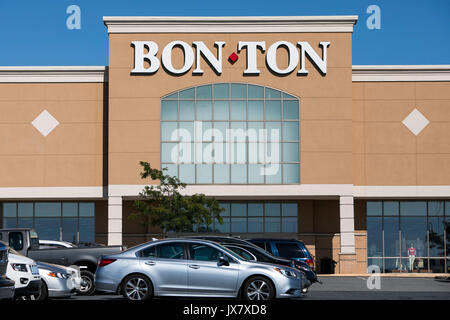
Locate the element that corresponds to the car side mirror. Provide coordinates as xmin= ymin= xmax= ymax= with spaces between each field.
xmin=218 ymin=256 xmax=229 ymax=267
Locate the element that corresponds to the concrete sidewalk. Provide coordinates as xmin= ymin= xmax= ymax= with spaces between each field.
xmin=319 ymin=273 xmax=449 ymax=278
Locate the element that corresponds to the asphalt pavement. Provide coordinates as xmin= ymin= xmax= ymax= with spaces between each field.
xmin=66 ymin=276 xmax=450 ymax=300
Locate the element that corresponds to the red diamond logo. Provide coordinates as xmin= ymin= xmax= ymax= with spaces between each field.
xmin=228 ymin=52 xmax=238 ymax=63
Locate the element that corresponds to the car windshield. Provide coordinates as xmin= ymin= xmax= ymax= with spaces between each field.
xmin=8 ymin=248 xmax=22 ymax=256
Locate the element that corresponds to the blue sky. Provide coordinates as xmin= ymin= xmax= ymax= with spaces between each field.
xmin=0 ymin=0 xmax=449 ymax=66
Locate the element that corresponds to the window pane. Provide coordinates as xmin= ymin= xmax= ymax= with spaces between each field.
xmin=35 ymin=203 xmax=61 ymax=217
xmin=367 ymin=217 xmax=382 ymax=257
xmin=266 ymin=122 xmax=281 ymax=141
xmin=265 ymin=203 xmax=280 ymax=216
xmin=429 ymin=259 xmax=446 ymax=273
xmin=156 ymin=243 xmax=184 ymax=259
xmin=79 ymin=218 xmax=95 ymax=243
xmin=35 ymin=218 xmax=60 ymax=240
xmin=428 ymin=201 xmax=444 ymax=216
xmin=214 ymin=164 xmax=229 ymax=183
xmin=161 ymin=100 xmax=177 ymax=120
xmin=3 ymin=218 xmax=17 ymax=228
xmin=383 ymin=217 xmax=400 ymax=257
xmin=282 ymin=217 xmax=297 ymax=232
xmin=247 ymin=122 xmax=264 ymax=142
xmin=265 ymin=88 xmax=281 ymax=99
xmin=231 ymin=218 xmax=246 ymax=233
xmin=79 ymin=203 xmax=94 ymax=217
xmin=179 ymin=122 xmax=194 ymax=141
xmin=196 ymin=101 xmax=212 ymax=120
xmin=367 ymin=201 xmax=382 ymax=216
xmin=179 ymin=88 xmax=195 ymax=99
xmin=18 ymin=203 xmax=33 ymax=217
xmin=446 ymin=217 xmax=450 ymax=256
xmin=179 ymin=164 xmax=195 ymax=183
xmin=283 ymin=164 xmax=299 ymax=184
xmin=384 ymin=258 xmax=402 ymax=273
xmin=267 ymin=142 xmax=281 ymax=163
xmin=383 ymin=201 xmax=399 ymax=216
xmin=231 ymin=164 xmax=247 ymax=184
xmin=179 ymin=101 xmax=195 ymax=120
xmin=219 ymin=203 xmax=230 ymax=217
xmin=231 ymin=203 xmax=246 ymax=217
xmin=367 ymin=258 xmax=383 ymax=273
xmin=248 ymin=164 xmax=265 ymax=184
xmin=282 ymin=143 xmax=299 ymax=162
xmin=265 ymin=218 xmax=280 ymax=232
xmin=196 ymin=164 xmax=212 ymax=184
xmin=214 ymin=217 xmax=230 ymax=232
xmin=248 ymin=85 xmax=264 ymax=99
xmin=248 ymin=217 xmax=263 ymax=232
xmin=266 ymin=100 xmax=281 ymax=120
xmin=213 ymin=101 xmax=229 ymax=120
xmin=164 ymin=92 xmax=178 ymax=100
xmin=428 ymin=217 xmax=445 ymax=257
xmin=282 ymin=203 xmax=297 ymax=216
xmin=283 ymin=122 xmax=299 ymax=141
xmin=248 ymin=101 xmax=264 ymax=120
xmin=162 ymin=163 xmax=177 ymax=177
xmin=63 ymin=203 xmax=77 ymax=217
xmin=400 ymin=217 xmax=427 ymax=256
xmin=265 ymin=166 xmax=282 ymax=184
xmin=17 ymin=218 xmax=33 ymax=229
xmin=400 ymin=201 xmax=427 ymax=216
xmin=161 ymin=122 xmax=178 ymax=141
xmin=230 ymin=100 xmax=246 ymax=120
xmin=283 ymin=100 xmax=299 ymax=120
xmin=190 ymin=244 xmax=223 ymax=261
xmin=248 ymin=203 xmax=263 ymax=216
xmin=196 ymin=85 xmax=212 ymax=99
xmin=161 ymin=143 xmax=177 ymax=163
xmin=62 ymin=218 xmax=78 ymax=243
xmin=231 ymin=84 xmax=246 ymax=99
xmin=213 ymin=83 xmax=228 ymax=99
xmin=3 ymin=203 xmax=16 ymax=217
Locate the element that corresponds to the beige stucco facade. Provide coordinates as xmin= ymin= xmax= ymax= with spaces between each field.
xmin=0 ymin=16 xmax=449 ymax=274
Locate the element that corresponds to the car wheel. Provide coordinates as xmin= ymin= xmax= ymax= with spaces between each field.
xmin=243 ymin=276 xmax=275 ymax=301
xmin=35 ymin=281 xmax=48 ymax=300
xmin=77 ymin=270 xmax=95 ymax=296
xmin=122 ymin=274 xmax=153 ymax=301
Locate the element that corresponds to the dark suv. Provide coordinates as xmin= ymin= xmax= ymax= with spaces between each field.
xmin=247 ymin=239 xmax=315 ymax=269
xmin=0 ymin=241 xmax=15 ymax=300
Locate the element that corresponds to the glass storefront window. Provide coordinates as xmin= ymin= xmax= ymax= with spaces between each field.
xmin=2 ymin=202 xmax=95 ymax=243
xmin=161 ymin=83 xmax=300 ymax=185
xmin=367 ymin=200 xmax=450 ymax=273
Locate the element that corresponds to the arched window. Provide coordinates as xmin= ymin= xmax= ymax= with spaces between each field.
xmin=160 ymin=83 xmax=299 ymax=184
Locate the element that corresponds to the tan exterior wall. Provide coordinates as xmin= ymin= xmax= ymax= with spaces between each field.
xmin=0 ymin=83 xmax=106 ymax=187
xmin=353 ymin=81 xmax=450 ymax=186
xmin=108 ymin=32 xmax=353 ymax=185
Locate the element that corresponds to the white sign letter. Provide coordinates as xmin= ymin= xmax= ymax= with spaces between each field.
xmin=266 ymin=41 xmax=299 ymax=75
xmin=131 ymin=41 xmax=160 ymax=74
xmin=193 ymin=41 xmax=225 ymax=75
xmin=162 ymin=41 xmax=194 ymax=75
xmin=238 ymin=41 xmax=266 ymax=75
xmin=298 ymin=41 xmax=330 ymax=75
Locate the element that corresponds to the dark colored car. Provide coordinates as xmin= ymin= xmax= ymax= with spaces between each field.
xmin=248 ymin=239 xmax=315 ymax=269
xmin=0 ymin=241 xmax=15 ymax=300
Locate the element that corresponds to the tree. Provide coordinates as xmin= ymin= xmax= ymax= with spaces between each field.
xmin=130 ymin=162 xmax=223 ymax=238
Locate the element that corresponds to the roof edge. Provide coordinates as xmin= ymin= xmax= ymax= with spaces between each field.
xmin=352 ymin=65 xmax=450 ymax=82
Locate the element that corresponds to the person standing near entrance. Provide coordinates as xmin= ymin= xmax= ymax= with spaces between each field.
xmin=408 ymin=244 xmax=416 ymax=272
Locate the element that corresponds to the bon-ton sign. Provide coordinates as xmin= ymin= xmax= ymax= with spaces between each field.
xmin=131 ymin=41 xmax=330 ymax=76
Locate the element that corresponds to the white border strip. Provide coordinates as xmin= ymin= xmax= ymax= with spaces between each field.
xmin=354 ymin=186 xmax=450 ymax=198
xmin=103 ymin=16 xmax=358 ymax=34
xmin=352 ymin=65 xmax=450 ymax=82
xmin=0 ymin=187 xmax=104 ymax=199
xmin=0 ymin=66 xmax=107 ymax=83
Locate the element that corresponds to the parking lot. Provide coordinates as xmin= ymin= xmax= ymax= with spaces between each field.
xmin=66 ymin=277 xmax=450 ymax=301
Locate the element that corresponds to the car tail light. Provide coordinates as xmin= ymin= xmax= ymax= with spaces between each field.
xmin=98 ymin=259 xmax=116 ymax=267
xmin=305 ymin=259 xmax=314 ymax=268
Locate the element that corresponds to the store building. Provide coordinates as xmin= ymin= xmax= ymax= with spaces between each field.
xmin=0 ymin=16 xmax=450 ymax=274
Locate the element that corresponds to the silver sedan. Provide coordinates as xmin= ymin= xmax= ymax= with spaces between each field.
xmin=95 ymin=238 xmax=302 ymax=301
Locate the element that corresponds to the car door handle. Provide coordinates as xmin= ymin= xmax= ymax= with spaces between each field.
xmin=145 ymin=261 xmax=156 ymax=266
xmin=188 ymin=264 xmax=200 ymax=269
